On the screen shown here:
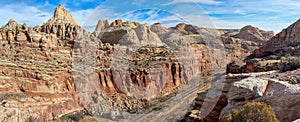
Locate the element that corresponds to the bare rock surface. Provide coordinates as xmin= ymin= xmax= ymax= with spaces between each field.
xmin=227 ymin=77 xmax=268 ymax=101
xmin=98 ymin=22 xmax=163 ymax=46
xmin=222 ymin=71 xmax=300 ymax=122
xmin=2 ymin=3 xmax=293 ymax=122
xmin=234 ymin=25 xmax=265 ymax=43
xmin=0 ymin=5 xmax=226 ymax=121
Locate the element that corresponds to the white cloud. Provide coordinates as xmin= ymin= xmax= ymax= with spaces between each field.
xmin=159 ymin=15 xmax=186 ymax=27
xmin=163 ymin=0 xmax=223 ymax=5
xmin=0 ymin=4 xmax=51 ymax=27
xmin=82 ymin=6 xmax=121 ymax=31
xmin=212 ymin=18 xmax=246 ymax=29
xmin=120 ymin=9 xmax=162 ymax=24
xmin=234 ymin=9 xmax=246 ymax=15
xmin=70 ymin=9 xmax=94 ymax=26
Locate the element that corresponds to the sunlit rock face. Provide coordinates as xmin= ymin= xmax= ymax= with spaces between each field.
xmin=0 ymin=4 xmax=228 ymax=121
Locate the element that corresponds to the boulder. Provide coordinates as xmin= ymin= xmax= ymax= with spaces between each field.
xmin=16 ymin=32 xmax=28 ymax=42
xmin=227 ymin=77 xmax=268 ymax=103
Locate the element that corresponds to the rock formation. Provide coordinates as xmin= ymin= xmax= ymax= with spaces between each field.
xmin=221 ymin=25 xmax=274 ymax=65
xmin=94 ymin=19 xmax=109 ymax=34
xmin=227 ymin=19 xmax=300 ymax=74
xmin=110 ymin=19 xmax=140 ymax=28
xmin=98 ymin=21 xmax=163 ymax=46
xmin=150 ymin=23 xmax=168 ymax=34
xmin=222 ymin=76 xmax=300 ymax=121
xmin=41 ymin=5 xmax=80 ymax=40
xmin=254 ymin=18 xmax=300 ymax=58
xmin=0 ymin=5 xmax=83 ymax=121
xmin=187 ymin=70 xmax=300 ymax=122
xmin=234 ymin=25 xmax=268 ymax=43
xmin=0 ymin=5 xmax=226 ymax=121
xmin=172 ymin=23 xmax=200 ymax=35
xmin=2 ymin=3 xmax=297 ymax=122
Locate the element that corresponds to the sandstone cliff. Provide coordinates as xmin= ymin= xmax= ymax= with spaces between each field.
xmin=254 ymin=19 xmax=300 ymax=58
xmin=77 ymin=20 xmax=224 ymax=116
xmin=0 ymin=5 xmax=225 ymax=121
xmin=0 ymin=5 xmax=85 ymax=121
xmin=1 ymin=4 xmax=291 ymax=122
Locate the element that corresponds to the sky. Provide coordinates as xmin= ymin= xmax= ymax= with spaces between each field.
xmin=1 ymin=0 xmax=300 ymax=33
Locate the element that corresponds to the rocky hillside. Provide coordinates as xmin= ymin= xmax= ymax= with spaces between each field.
xmin=220 ymin=25 xmax=274 ymax=64
xmin=1 ymin=4 xmax=296 ymax=122
xmin=254 ymin=19 xmax=300 ymax=57
xmin=227 ymin=18 xmax=300 ymax=74
xmin=0 ymin=5 xmax=226 ymax=121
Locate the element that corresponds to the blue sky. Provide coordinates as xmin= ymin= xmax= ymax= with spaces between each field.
xmin=1 ymin=0 xmax=300 ymax=33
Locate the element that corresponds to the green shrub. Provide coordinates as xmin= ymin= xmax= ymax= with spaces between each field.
xmin=222 ymin=102 xmax=278 ymax=122
xmin=279 ymin=57 xmax=300 ymax=72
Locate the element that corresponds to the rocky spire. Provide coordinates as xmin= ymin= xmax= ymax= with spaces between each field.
xmin=52 ymin=4 xmax=77 ymax=25
xmin=41 ymin=5 xmax=80 ymax=40
xmin=95 ymin=19 xmax=109 ymax=32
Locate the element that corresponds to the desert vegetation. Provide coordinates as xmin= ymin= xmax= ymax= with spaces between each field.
xmin=222 ymin=102 xmax=278 ymax=122
xmin=279 ymin=57 xmax=300 ymax=72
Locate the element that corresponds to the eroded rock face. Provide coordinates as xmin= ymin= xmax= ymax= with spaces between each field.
xmin=74 ymin=20 xmax=224 ymax=116
xmin=0 ymin=5 xmax=227 ymax=121
xmin=261 ymin=68 xmax=300 ymax=84
xmin=226 ymin=77 xmax=268 ymax=102
xmin=54 ymin=5 xmax=77 ymax=25
xmin=228 ymin=19 xmax=300 ymax=74
xmin=2 ymin=19 xmax=19 ymax=30
xmin=134 ymin=25 xmax=163 ymax=46
xmin=0 ymin=6 xmax=83 ymax=122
